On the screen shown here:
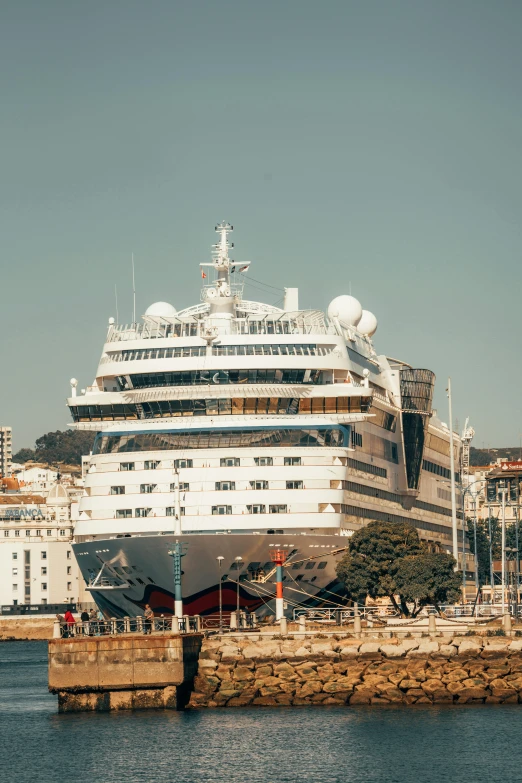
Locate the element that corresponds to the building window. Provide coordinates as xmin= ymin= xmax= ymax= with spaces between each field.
xmin=41 ymin=583 xmax=47 ymax=591
xmin=41 ymin=551 xmax=47 ymax=560
xmin=212 ymin=505 xmax=232 ymax=515
xmin=12 ymin=584 xmax=18 ymax=592
xmin=67 ymin=582 xmax=72 ymax=591
xmin=4 ymin=531 xmax=9 ymax=537
xmin=269 ymin=505 xmax=287 ymax=514
xmin=15 ymin=530 xmax=20 ymax=537
xmin=215 ymin=481 xmax=235 ymax=491
xmin=286 ymin=481 xmax=303 ymax=489
xmin=41 ymin=567 xmax=47 ymax=575
xmin=247 ymin=505 xmax=266 ymax=514
xmin=67 ymin=566 xmax=71 ymax=574
xmin=166 ymin=507 xmax=185 ymax=516
xmin=46 ymin=530 xmax=52 ymax=536
xmin=351 ymin=431 xmax=362 ymax=448
xmin=12 ymin=568 xmax=18 ymax=576
xmin=120 ymin=462 xmax=135 ymax=471
xmin=67 ymin=551 xmax=71 ymax=559
xmin=250 ymin=480 xmax=269 ymax=490
xmin=25 ymin=530 xmax=31 ymax=537
xmin=135 ymin=508 xmax=151 ymax=517
xmin=144 ymin=460 xmax=160 ymax=470
xmin=116 ymin=510 xmax=132 ymax=519
xmin=170 ymin=482 xmax=189 ymax=492
xmin=110 ymin=486 xmax=125 ymax=495
xmin=59 ymin=530 xmax=66 ymax=536
xmin=174 ymin=459 xmax=193 ymax=469
xmin=254 ymin=457 xmax=273 ymax=466
xmin=36 ymin=529 xmax=41 ymax=536
xmin=140 ymin=484 xmax=156 ymax=494
xmin=284 ymin=457 xmax=301 ymax=466
xmin=221 ymin=457 xmax=240 ymax=467
xmin=12 ymin=553 xmax=17 ymax=560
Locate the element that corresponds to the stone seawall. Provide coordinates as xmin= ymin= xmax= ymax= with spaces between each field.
xmin=188 ymin=634 xmax=522 ymax=707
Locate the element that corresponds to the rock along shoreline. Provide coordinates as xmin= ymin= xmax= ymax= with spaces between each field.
xmin=188 ymin=634 xmax=522 ymax=707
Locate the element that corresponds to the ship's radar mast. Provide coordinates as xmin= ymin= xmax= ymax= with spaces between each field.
xmin=200 ymin=222 xmax=250 ymax=317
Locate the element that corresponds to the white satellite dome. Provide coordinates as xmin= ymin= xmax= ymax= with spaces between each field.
xmin=327 ymin=295 xmax=362 ymax=327
xmin=357 ymin=310 xmax=378 ymax=337
xmin=144 ymin=301 xmax=177 ymax=317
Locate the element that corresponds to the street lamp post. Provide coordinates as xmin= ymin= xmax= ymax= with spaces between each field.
xmin=500 ymin=485 xmax=508 ymax=615
xmin=235 ymin=556 xmax=243 ymax=628
xmin=461 ymin=478 xmax=486 ymax=605
xmin=216 ymin=556 xmax=224 ymax=633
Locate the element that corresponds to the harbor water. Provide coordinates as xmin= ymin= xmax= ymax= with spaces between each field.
xmin=2 ymin=641 xmax=522 ymax=783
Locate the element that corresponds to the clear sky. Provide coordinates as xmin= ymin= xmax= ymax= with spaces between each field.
xmin=1 ymin=0 xmax=521 ymax=451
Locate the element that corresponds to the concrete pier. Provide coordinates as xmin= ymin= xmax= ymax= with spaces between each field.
xmin=48 ymin=633 xmax=202 ymax=712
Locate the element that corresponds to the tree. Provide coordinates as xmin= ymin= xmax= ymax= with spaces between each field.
xmin=12 ymin=430 xmax=96 ymax=466
xmin=336 ymin=520 xmax=460 ymax=616
xmin=395 ymin=553 xmax=461 ymax=614
xmin=12 ymin=447 xmax=35 ymax=463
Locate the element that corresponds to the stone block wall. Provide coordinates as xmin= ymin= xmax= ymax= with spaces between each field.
xmin=49 ymin=634 xmax=202 ymax=712
xmin=188 ymin=634 xmax=522 ymax=707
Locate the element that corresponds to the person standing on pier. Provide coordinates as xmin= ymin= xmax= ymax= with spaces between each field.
xmin=144 ymin=604 xmax=154 ymax=634
xmin=63 ymin=608 xmax=76 ymax=638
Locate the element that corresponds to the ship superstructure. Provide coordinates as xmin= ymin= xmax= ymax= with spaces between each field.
xmin=69 ymin=223 xmax=461 ymax=618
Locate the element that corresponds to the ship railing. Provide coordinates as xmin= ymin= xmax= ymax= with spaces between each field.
xmin=54 ymin=614 xmax=203 ymax=639
xmin=292 ymin=607 xmax=399 ymax=624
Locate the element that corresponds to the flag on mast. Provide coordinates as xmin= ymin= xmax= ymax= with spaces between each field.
xmin=201 ymin=270 xmax=207 ymax=279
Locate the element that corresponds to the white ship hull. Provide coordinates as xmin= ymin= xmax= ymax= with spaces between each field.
xmin=74 ymin=532 xmax=347 ymax=619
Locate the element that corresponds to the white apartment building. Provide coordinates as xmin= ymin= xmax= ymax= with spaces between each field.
xmin=0 ymin=482 xmax=81 ymax=608
xmin=0 ymin=427 xmax=12 ymax=477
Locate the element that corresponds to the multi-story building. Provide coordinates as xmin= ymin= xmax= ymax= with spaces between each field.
xmin=0 ymin=426 xmax=12 ymax=477
xmin=0 ymin=482 xmax=80 ymax=609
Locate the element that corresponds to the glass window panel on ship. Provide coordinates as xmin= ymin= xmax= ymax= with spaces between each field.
xmin=117 ymin=369 xmax=323 ymax=390
xmin=71 ymin=396 xmax=370 ymax=422
xmin=93 ymin=427 xmax=348 ymax=454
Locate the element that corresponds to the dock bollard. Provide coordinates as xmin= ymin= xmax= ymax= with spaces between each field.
xmin=110 ymin=617 xmax=117 ymax=635
xmin=503 ymin=613 xmax=512 ymax=634
xmin=171 ymin=616 xmax=180 ymax=635
xmin=298 ymin=614 xmax=306 ymax=632
xmin=429 ymin=612 xmax=437 ymax=636
xmin=230 ymin=612 xmax=237 ymax=630
xmin=353 ymin=614 xmax=362 ymax=639
xmin=124 ymin=616 xmax=131 ymax=633
xmin=53 ymin=621 xmax=61 ymax=639
xmin=280 ymin=616 xmax=288 ymax=635
xmin=137 ymin=616 xmax=143 ymax=633
xmin=240 ymin=611 xmax=247 ymax=630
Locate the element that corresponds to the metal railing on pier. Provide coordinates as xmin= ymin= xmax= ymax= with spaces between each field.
xmin=55 ymin=615 xmax=202 ymax=639
xmin=292 ymin=607 xmax=399 ymax=624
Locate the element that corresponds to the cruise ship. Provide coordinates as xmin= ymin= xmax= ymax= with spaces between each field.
xmin=70 ymin=222 xmax=460 ymax=619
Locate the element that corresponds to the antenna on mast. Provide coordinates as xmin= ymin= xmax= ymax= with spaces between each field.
xmin=132 ymin=253 xmax=136 ymax=325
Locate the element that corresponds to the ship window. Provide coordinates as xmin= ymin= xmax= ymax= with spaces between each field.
xmin=170 ymin=483 xmax=189 ymax=491
xmin=110 ymin=486 xmax=125 ymax=495
xmin=317 ymin=562 xmax=327 ymax=569
xmin=93 ymin=427 xmax=347 ymax=454
xmin=140 ymin=484 xmax=156 ymax=494
xmin=254 ymin=457 xmax=273 ymax=466
xmin=269 ymin=505 xmax=287 ymax=514
xmin=116 ymin=510 xmax=132 ymax=518
xmin=135 ymin=508 xmax=152 ymax=517
xmin=250 ymin=480 xmax=269 ymax=490
xmin=247 ymin=505 xmax=266 ymax=514
xmin=221 ymin=458 xmax=240 ymax=467
xmin=120 ymin=462 xmax=135 ymax=471
xmin=175 ymin=459 xmax=193 ymax=468
xmin=305 ymin=562 xmax=315 ymax=570
xmin=215 ymin=481 xmax=235 ymax=491
xmin=144 ymin=460 xmax=160 ymax=470
xmin=284 ymin=457 xmax=301 ymax=466
xmin=286 ymin=481 xmax=303 ymax=489
xmin=295 ymin=574 xmax=304 ymax=582
xmin=212 ymin=505 xmax=232 ymax=515
xmin=166 ymin=507 xmax=185 ymax=516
